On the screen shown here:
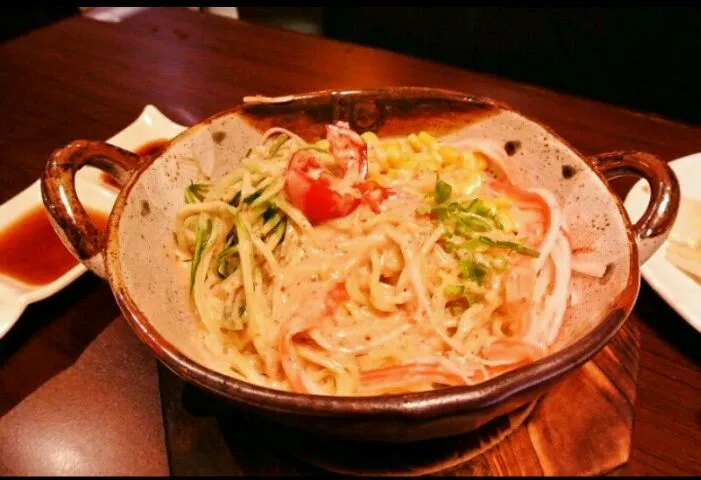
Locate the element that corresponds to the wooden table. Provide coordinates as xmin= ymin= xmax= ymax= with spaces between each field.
xmin=0 ymin=7 xmax=699 ymax=476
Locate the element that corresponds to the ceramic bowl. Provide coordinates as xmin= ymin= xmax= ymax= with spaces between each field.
xmin=41 ymin=88 xmax=679 ymax=442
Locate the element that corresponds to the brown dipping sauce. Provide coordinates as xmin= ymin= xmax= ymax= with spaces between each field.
xmin=100 ymin=138 xmax=170 ymax=190
xmin=0 ymin=205 xmax=109 ymax=286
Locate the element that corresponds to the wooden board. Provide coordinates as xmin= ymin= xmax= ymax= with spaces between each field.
xmin=159 ymin=320 xmax=640 ymax=476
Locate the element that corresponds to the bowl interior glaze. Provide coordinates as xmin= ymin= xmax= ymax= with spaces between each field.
xmin=104 ymin=88 xmax=638 ymax=433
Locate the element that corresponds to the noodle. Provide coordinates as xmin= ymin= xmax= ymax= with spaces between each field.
xmin=172 ymin=125 xmax=581 ymax=395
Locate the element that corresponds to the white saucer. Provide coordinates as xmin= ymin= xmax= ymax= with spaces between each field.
xmin=623 ymin=152 xmax=701 ymax=333
xmin=0 ymin=106 xmax=187 ymax=339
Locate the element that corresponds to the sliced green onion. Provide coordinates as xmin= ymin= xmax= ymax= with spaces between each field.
xmin=471 ymin=202 xmax=493 ymax=217
xmin=416 ymin=206 xmax=432 ymax=216
xmin=442 ymin=236 xmax=488 ymax=253
xmin=462 ymin=198 xmax=504 ymax=231
xmin=444 ymin=284 xmax=466 ymax=298
xmin=460 ymin=237 xmax=489 ymax=252
xmin=430 ymin=205 xmax=449 ymax=221
xmin=459 ymin=258 xmax=490 ymax=286
xmin=454 ymin=220 xmax=471 ymax=237
xmin=457 ymin=214 xmax=492 ymax=234
xmin=461 ymin=198 xmax=479 ymax=213
xmin=477 ymin=236 xmax=540 ymax=258
xmin=490 ymin=213 xmax=505 ymax=231
xmin=442 ymin=240 xmax=458 ymax=253
xmin=434 ymin=174 xmax=452 ymax=204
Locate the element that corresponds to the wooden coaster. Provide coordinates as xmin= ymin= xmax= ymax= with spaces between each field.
xmin=243 ymin=400 xmax=538 ymax=477
xmin=159 ymin=320 xmax=640 ymax=476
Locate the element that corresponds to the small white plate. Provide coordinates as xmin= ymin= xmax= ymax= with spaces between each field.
xmin=623 ymin=152 xmax=701 ymax=333
xmin=0 ymin=105 xmax=187 ymax=339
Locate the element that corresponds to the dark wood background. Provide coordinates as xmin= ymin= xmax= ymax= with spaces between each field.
xmin=4 ymin=7 xmax=701 ymax=124
xmin=322 ymin=7 xmax=701 ymax=125
xmin=0 ymin=7 xmax=699 ymax=476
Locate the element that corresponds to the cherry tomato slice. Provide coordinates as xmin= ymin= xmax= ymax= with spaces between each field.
xmin=284 ymin=151 xmax=360 ymax=225
xmin=284 ymin=123 xmax=394 ymax=224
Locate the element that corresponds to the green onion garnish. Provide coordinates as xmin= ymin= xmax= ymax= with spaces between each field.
xmin=477 ymin=236 xmax=540 ymax=258
xmin=444 ymin=284 xmax=466 ymax=298
xmin=434 ymin=174 xmax=452 ymax=204
xmin=459 ymin=259 xmax=490 ymax=286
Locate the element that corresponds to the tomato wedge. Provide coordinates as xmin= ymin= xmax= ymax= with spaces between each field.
xmin=284 ymin=151 xmax=360 ymax=225
xmin=284 ymin=123 xmax=393 ymax=224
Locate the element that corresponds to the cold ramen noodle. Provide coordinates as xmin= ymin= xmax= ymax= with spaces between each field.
xmin=173 ymin=123 xmax=602 ymax=396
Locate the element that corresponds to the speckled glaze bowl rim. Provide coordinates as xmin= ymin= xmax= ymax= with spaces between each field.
xmin=104 ymin=87 xmax=640 ymax=419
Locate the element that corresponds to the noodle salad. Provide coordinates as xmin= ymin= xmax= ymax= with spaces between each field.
xmin=173 ymin=122 xmax=590 ymax=396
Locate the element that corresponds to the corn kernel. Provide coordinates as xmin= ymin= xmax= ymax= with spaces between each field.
xmin=413 ymin=152 xmax=431 ymax=163
xmin=399 ymin=160 xmax=419 ymax=171
xmin=393 ymin=168 xmax=412 ymax=180
xmin=400 ymin=139 xmax=414 ymax=155
xmin=438 ymin=145 xmax=461 ymax=166
xmin=474 ymin=152 xmax=489 ymax=170
xmin=315 ymin=139 xmax=330 ymax=150
xmin=386 ymin=145 xmax=406 ymax=168
xmin=440 ymin=164 xmax=458 ymax=175
xmin=458 ymin=151 xmax=479 ymax=171
xmin=480 ymin=199 xmax=498 ymax=215
xmin=415 ymin=152 xmax=441 ymax=172
xmin=426 ymin=161 xmax=442 ymax=172
xmin=370 ymin=147 xmax=390 ymax=172
xmin=369 ymin=171 xmax=387 ymax=186
xmin=417 ymin=159 xmax=441 ymax=173
xmin=418 ymin=131 xmax=437 ymax=147
xmin=361 ymin=131 xmax=379 ymax=144
xmin=407 ymin=133 xmax=423 ymax=152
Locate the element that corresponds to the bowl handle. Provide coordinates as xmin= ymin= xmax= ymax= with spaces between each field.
xmin=589 ymin=151 xmax=680 ymax=264
xmin=40 ymin=140 xmax=141 ymax=279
